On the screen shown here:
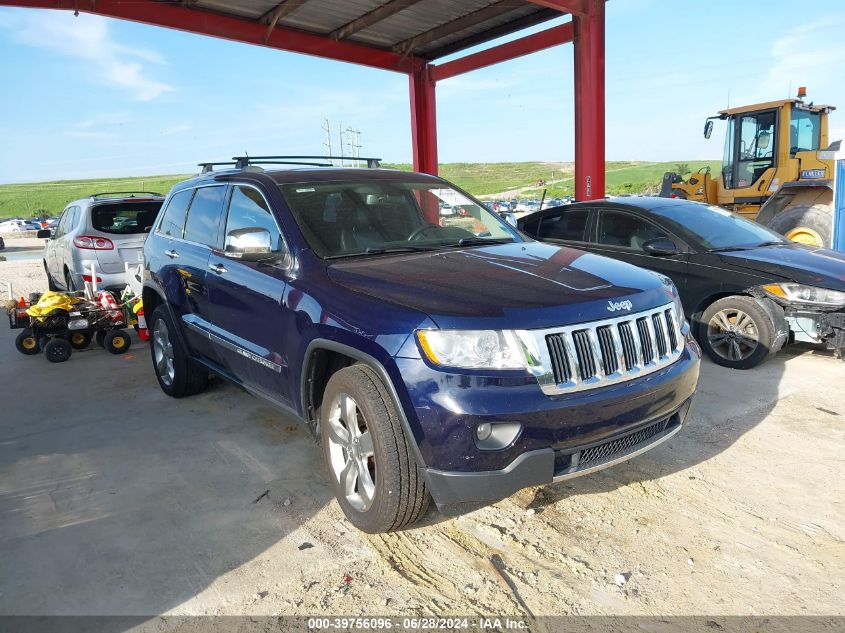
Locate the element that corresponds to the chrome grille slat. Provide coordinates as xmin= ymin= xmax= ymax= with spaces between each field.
xmin=529 ymin=302 xmax=685 ymax=396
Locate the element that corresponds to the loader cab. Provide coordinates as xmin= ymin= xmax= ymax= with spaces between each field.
xmin=721 ymin=107 xmax=778 ymax=191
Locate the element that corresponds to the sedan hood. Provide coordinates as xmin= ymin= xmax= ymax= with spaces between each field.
xmin=718 ymin=244 xmax=845 ymax=290
xmin=327 ymin=242 xmax=674 ymax=330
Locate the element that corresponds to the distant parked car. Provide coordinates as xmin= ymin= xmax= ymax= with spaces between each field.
xmin=0 ymin=219 xmax=27 ymax=233
xmin=40 ymin=192 xmax=165 ymax=292
xmin=518 ymin=197 xmax=845 ymax=368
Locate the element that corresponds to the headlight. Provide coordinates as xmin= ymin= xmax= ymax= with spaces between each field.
xmin=761 ymin=283 xmax=845 ymax=307
xmin=416 ymin=330 xmax=528 ymax=369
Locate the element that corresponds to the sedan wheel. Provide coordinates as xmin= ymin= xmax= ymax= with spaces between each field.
xmin=707 ymin=308 xmax=758 ymax=362
xmin=699 ymin=295 xmax=780 ymax=369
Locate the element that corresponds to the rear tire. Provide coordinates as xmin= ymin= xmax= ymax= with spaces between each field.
xmin=44 ymin=338 xmax=73 ymax=363
xmin=68 ymin=332 xmax=92 ymax=350
xmin=321 ymin=364 xmax=429 ymax=533
xmin=698 ymin=296 xmax=779 ymax=369
xmin=15 ymin=329 xmax=41 ymax=355
xmin=149 ymin=305 xmax=208 ymax=397
xmin=767 ymin=205 xmax=832 ymax=248
xmin=104 ymin=330 xmax=131 ymax=354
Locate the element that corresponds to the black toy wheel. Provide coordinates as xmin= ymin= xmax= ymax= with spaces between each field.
xmin=96 ymin=331 xmax=108 ymax=348
xmin=68 ymin=332 xmax=92 ymax=350
xmin=44 ymin=338 xmax=73 ymax=363
xmin=15 ymin=330 xmax=41 ymax=355
xmin=104 ymin=329 xmax=131 ymax=354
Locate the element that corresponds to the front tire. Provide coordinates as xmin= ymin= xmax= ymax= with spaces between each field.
xmin=44 ymin=262 xmax=59 ymax=291
xmin=699 ymin=296 xmax=780 ymax=369
xmin=321 ymin=364 xmax=429 ymax=533
xmin=767 ymin=205 xmax=832 ymax=248
xmin=15 ymin=329 xmax=41 ymax=355
xmin=44 ymin=338 xmax=73 ymax=363
xmin=148 ymin=305 xmax=208 ymax=397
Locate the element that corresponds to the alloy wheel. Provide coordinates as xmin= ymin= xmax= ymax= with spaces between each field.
xmin=707 ymin=308 xmax=759 ymax=362
xmin=152 ymin=319 xmax=175 ymax=386
xmin=325 ymin=392 xmax=376 ymax=512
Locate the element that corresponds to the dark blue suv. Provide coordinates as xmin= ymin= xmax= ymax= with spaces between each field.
xmin=143 ymin=159 xmax=701 ymax=533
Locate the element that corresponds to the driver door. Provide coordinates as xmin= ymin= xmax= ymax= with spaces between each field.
xmin=721 ymin=109 xmax=777 ymax=198
xmin=591 ymin=209 xmax=689 ymax=295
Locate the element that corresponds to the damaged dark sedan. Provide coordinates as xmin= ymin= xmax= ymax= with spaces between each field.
xmin=518 ymin=197 xmax=845 ymax=369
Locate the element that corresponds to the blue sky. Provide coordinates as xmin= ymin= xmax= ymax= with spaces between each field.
xmin=2 ymin=0 xmax=845 ymax=183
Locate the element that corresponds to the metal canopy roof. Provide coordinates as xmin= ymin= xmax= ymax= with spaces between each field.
xmin=176 ymin=0 xmax=562 ymax=60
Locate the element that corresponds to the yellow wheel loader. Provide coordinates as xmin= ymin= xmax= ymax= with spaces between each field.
xmin=660 ymin=88 xmax=838 ymax=248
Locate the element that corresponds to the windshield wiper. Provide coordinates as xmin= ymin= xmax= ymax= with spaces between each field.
xmin=362 ymin=245 xmax=438 ymax=255
xmin=449 ymin=237 xmax=514 ymax=248
xmin=707 ymin=240 xmax=786 ymax=253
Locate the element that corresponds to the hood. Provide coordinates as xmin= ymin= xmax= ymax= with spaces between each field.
xmin=327 ymin=242 xmax=674 ymax=330
xmin=717 ymin=244 xmax=845 ymax=291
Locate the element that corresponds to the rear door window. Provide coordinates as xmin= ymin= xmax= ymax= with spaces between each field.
xmin=157 ymin=189 xmax=194 ymax=239
xmin=597 ymin=210 xmax=668 ymax=250
xmin=184 ymin=186 xmax=227 ymax=248
xmin=92 ymin=201 xmax=162 ymax=235
xmin=537 ymin=209 xmax=590 ymax=241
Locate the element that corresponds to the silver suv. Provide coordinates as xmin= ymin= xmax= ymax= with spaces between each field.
xmin=40 ymin=192 xmax=164 ymax=292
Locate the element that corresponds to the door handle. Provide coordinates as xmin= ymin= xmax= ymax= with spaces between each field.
xmin=165 ymin=249 xmax=179 ymax=259
xmin=208 ymin=262 xmax=227 ymax=274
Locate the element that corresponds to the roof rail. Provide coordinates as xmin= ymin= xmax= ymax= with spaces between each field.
xmin=231 ymin=155 xmax=382 ymax=169
xmin=198 ymin=162 xmax=238 ymax=174
xmin=90 ymin=191 xmax=163 ymax=198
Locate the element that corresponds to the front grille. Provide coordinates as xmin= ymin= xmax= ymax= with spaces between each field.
xmin=579 ymin=418 xmax=668 ymax=466
xmin=552 ymin=414 xmax=680 ymax=477
xmin=539 ymin=303 xmax=683 ymax=395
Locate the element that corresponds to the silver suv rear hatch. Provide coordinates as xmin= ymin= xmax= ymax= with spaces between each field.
xmin=87 ymin=200 xmax=163 ymax=273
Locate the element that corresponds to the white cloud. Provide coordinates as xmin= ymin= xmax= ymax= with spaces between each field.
xmin=0 ymin=10 xmax=172 ymax=101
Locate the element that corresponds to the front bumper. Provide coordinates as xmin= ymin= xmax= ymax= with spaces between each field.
xmin=394 ymin=342 xmax=700 ymax=514
xmin=425 ymin=399 xmax=692 ymax=515
xmin=784 ymin=308 xmax=845 ymax=351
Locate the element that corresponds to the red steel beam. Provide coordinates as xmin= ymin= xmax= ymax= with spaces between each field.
xmin=526 ymin=0 xmax=588 ymax=17
xmin=0 ymin=0 xmax=417 ymax=73
xmin=409 ymin=62 xmax=438 ymax=176
xmin=430 ymin=22 xmax=573 ymax=82
xmin=573 ymin=0 xmax=605 ymax=200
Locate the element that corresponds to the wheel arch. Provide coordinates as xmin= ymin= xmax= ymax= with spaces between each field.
xmin=756 ymin=182 xmax=832 ymax=226
xmin=301 ymin=339 xmax=430 ymax=475
xmin=142 ymin=282 xmax=191 ymax=357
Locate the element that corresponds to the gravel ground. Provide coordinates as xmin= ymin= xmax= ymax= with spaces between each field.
xmin=1 ymin=253 xmax=843 ymax=622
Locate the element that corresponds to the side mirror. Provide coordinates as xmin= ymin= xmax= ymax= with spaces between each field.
xmin=642 ymin=237 xmax=679 ymax=256
xmin=703 ymin=119 xmax=714 ymax=139
xmin=36 ymin=229 xmax=52 ymax=239
xmin=224 ymin=227 xmax=273 ymax=262
xmin=499 ymin=211 xmax=517 ymax=227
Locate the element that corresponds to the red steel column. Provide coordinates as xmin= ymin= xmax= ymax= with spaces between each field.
xmin=409 ymin=61 xmax=438 ymax=176
xmin=573 ymin=0 xmax=605 ymax=200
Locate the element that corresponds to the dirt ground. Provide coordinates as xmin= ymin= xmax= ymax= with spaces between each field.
xmin=0 ymin=260 xmax=843 ymax=622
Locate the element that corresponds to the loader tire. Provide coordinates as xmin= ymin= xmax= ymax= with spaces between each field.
xmin=767 ymin=205 xmax=832 ymax=248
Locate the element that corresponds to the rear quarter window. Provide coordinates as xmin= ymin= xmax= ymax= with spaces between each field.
xmin=92 ymin=201 xmax=163 ymax=235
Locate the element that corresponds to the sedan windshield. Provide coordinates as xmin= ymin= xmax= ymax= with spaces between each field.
xmin=651 ymin=202 xmax=787 ymax=251
xmin=279 ymin=179 xmax=518 ymax=258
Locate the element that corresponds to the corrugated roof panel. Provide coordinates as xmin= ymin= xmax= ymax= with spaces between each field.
xmin=279 ymin=0 xmax=385 ymax=34
xmin=415 ymin=5 xmax=551 ymax=56
xmin=350 ymin=0 xmax=497 ymax=48
xmin=192 ymin=0 xmax=276 ymax=21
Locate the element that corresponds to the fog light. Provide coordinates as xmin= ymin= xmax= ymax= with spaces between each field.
xmin=474 ymin=422 xmax=523 ymax=450
xmin=476 ymin=422 xmax=493 ymax=441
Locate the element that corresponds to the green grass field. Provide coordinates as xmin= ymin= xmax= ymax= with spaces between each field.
xmin=0 ymin=161 xmax=720 ymax=219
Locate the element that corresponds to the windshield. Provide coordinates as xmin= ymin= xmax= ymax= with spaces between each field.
xmin=91 ymin=201 xmax=163 ymax=235
xmin=279 ymin=179 xmax=519 ymax=258
xmin=651 ymin=202 xmax=787 ymax=250
xmin=790 ymin=108 xmax=821 ymax=155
